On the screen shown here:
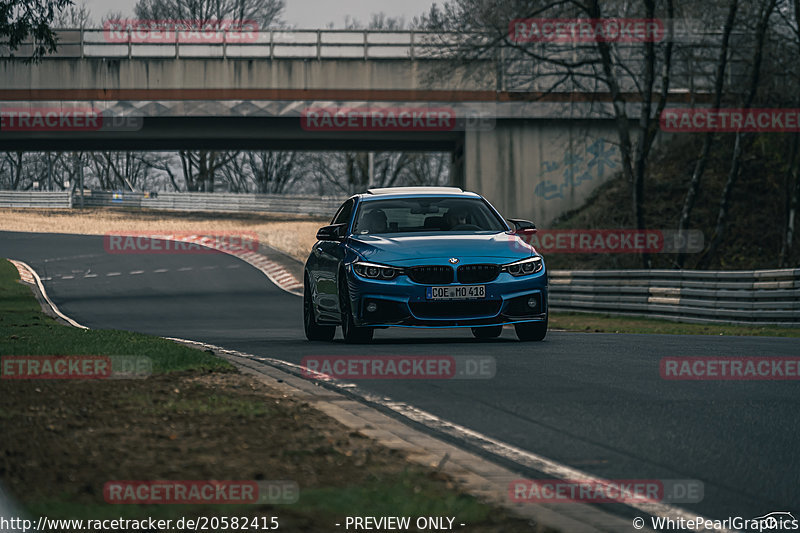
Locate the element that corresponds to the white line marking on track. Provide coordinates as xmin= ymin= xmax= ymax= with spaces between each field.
xmin=153 ymin=269 xmax=168 ymax=273
xmin=129 ymin=270 xmax=144 ymax=275
xmin=106 ymin=272 xmax=121 ymax=277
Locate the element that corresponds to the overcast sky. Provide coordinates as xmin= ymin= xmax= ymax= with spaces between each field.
xmin=80 ymin=0 xmax=440 ymax=28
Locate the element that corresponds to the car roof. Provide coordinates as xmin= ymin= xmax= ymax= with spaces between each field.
xmin=358 ymin=187 xmax=481 ymax=201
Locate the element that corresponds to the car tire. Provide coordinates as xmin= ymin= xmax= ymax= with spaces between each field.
xmin=339 ymin=273 xmax=374 ymax=344
xmin=471 ymin=325 xmax=503 ymax=339
xmin=515 ymin=317 xmax=548 ymax=341
xmin=304 ymin=275 xmax=335 ymax=342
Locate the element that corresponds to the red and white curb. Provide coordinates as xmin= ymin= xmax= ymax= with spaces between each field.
xmin=9 ymin=259 xmax=34 ymax=285
xmin=144 ymin=234 xmax=303 ymax=296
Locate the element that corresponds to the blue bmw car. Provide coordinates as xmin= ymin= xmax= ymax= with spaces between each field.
xmin=303 ymin=187 xmax=548 ymax=343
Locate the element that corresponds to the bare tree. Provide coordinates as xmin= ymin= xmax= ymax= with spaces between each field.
xmin=177 ymin=150 xmax=237 ymax=192
xmin=90 ymin=152 xmax=151 ymax=190
xmin=0 ymin=152 xmax=25 ymax=189
xmin=134 ymin=0 xmax=284 ymax=27
xmin=245 ymin=151 xmax=300 ymax=194
xmin=698 ymin=0 xmax=778 ymax=267
xmin=779 ymin=0 xmax=800 ymax=266
xmin=0 ymin=0 xmax=73 ymax=61
xmin=52 ymin=0 xmax=91 ymax=27
xmin=675 ymin=0 xmax=739 ymax=268
xmin=416 ymin=0 xmax=678 ymax=267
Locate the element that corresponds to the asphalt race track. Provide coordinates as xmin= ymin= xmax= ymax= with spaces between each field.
xmin=3 ymin=230 xmax=798 ymax=526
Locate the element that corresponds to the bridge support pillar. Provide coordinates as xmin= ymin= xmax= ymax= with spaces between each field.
xmin=464 ymin=119 xmax=623 ymax=226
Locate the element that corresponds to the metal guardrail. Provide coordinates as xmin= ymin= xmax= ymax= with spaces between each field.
xmin=75 ymin=191 xmax=343 ymax=216
xmin=549 ymin=269 xmax=800 ymax=326
xmin=0 ymin=191 xmax=72 ymax=208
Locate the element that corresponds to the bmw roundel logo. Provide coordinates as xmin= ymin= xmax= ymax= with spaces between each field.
xmin=449 ymin=258 xmax=460 ymax=264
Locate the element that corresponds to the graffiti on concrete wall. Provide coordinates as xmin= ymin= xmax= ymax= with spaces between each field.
xmin=534 ymin=138 xmax=618 ymax=200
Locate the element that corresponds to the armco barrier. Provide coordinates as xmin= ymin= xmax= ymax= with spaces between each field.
xmin=549 ymin=269 xmax=800 ymax=326
xmin=74 ymin=191 xmax=344 ymax=216
xmin=0 ymin=191 xmax=72 ymax=208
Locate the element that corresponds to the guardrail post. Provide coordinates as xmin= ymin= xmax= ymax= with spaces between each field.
xmin=363 ymin=30 xmax=368 ymax=60
xmin=79 ymin=153 xmax=84 ymax=208
xmin=316 ymin=30 xmax=321 ymax=60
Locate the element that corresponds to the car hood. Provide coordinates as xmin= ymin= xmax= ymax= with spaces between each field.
xmin=346 ymin=232 xmax=536 ymax=266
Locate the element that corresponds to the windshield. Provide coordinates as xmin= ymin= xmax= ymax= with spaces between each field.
xmin=352 ymin=197 xmax=507 ymax=235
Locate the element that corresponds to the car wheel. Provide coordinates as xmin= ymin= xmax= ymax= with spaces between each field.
xmin=339 ymin=273 xmax=374 ymax=344
xmin=514 ymin=317 xmax=548 ymax=341
xmin=471 ymin=325 xmax=503 ymax=339
xmin=304 ymin=275 xmax=335 ymax=342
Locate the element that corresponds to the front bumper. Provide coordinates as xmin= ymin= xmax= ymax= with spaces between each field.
xmin=345 ymin=266 xmax=548 ymax=328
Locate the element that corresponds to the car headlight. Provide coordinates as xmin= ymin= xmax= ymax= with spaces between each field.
xmin=352 ymin=261 xmax=403 ymax=280
xmin=501 ymin=256 xmax=543 ymax=277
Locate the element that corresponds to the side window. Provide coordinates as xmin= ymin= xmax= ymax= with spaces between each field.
xmin=331 ymin=199 xmax=355 ymax=225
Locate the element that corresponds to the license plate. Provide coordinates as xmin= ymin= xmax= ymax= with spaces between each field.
xmin=426 ymin=285 xmax=486 ymax=300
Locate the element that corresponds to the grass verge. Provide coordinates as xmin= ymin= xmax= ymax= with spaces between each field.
xmin=550 ymin=311 xmax=800 ymax=337
xmin=0 ymin=258 xmax=541 ymax=532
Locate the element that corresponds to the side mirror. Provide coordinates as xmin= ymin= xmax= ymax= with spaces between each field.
xmin=507 ymin=218 xmax=537 ymax=236
xmin=316 ymin=223 xmax=347 ymax=242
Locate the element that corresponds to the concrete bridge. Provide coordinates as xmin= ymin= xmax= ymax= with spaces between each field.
xmin=0 ymin=29 xmax=709 ymax=224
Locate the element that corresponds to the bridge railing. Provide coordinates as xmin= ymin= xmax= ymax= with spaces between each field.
xmin=0 ymin=29 xmax=466 ymax=60
xmin=0 ymin=28 xmax=756 ymax=94
xmin=549 ymin=269 xmax=800 ymax=326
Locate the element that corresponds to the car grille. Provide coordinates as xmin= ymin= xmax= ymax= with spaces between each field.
xmin=457 ymin=264 xmax=500 ymax=284
xmin=407 ymin=265 xmax=454 ymax=284
xmin=410 ymin=300 xmax=502 ymax=319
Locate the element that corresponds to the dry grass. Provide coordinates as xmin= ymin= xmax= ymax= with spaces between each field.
xmin=0 ymin=208 xmax=326 ymax=262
